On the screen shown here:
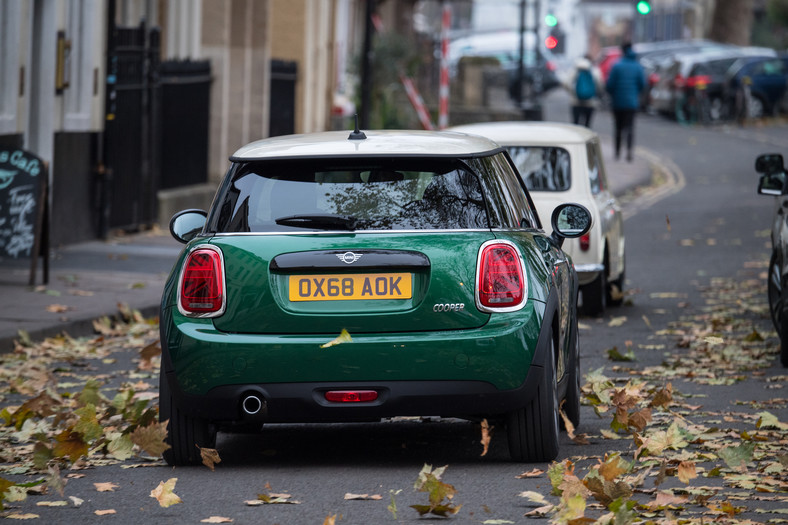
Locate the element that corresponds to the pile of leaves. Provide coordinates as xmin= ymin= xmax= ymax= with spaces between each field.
xmin=521 ymin=270 xmax=788 ymax=523
xmin=0 ymin=305 xmax=167 ymax=510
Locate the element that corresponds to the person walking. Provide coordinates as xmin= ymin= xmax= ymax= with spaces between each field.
xmin=605 ymin=42 xmax=646 ymax=162
xmin=567 ymin=55 xmax=603 ymax=128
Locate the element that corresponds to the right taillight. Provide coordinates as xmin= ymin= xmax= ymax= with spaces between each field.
xmin=579 ymin=234 xmax=591 ymax=252
xmin=178 ymin=246 xmax=225 ymax=317
xmin=476 ymin=241 xmax=526 ymax=312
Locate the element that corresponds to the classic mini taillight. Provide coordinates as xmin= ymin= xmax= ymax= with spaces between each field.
xmin=477 ymin=242 xmax=525 ymax=310
xmin=179 ymin=247 xmax=225 ymax=316
xmin=325 ymin=391 xmax=378 ymax=403
xmin=579 ymin=234 xmax=591 ymax=252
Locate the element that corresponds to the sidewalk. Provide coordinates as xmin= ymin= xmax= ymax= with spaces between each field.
xmin=0 ymin=137 xmax=656 ymax=352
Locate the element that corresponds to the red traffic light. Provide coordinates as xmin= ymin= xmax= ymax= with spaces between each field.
xmin=545 ymin=35 xmax=558 ymax=50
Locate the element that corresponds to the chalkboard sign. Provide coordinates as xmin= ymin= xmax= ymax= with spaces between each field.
xmin=0 ymin=148 xmax=49 ymax=284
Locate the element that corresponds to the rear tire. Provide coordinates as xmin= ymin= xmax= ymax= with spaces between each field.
xmin=507 ymin=333 xmax=560 ymax=462
xmin=767 ymin=251 xmax=788 ymax=368
xmin=159 ymin=372 xmax=217 ymax=466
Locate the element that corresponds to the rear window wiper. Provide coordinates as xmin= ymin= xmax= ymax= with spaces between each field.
xmin=275 ymin=214 xmax=358 ymax=231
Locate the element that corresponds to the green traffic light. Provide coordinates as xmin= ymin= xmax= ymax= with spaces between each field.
xmin=545 ymin=14 xmax=558 ymax=27
xmin=636 ymin=0 xmax=651 ymax=15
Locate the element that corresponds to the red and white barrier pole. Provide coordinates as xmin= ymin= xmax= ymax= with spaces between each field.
xmin=400 ymin=75 xmax=434 ymax=130
xmin=438 ymin=2 xmax=451 ymax=129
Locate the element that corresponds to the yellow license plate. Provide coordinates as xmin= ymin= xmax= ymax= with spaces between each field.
xmin=288 ymin=273 xmax=412 ymax=302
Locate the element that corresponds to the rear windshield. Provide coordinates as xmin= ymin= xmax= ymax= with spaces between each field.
xmin=208 ymin=158 xmax=494 ymax=233
xmin=504 ymin=146 xmax=571 ymax=191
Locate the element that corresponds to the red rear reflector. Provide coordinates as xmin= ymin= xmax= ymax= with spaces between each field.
xmin=579 ymin=234 xmax=590 ymax=252
xmin=325 ymin=391 xmax=378 ymax=403
xmin=180 ymin=248 xmax=224 ymax=314
xmin=478 ymin=244 xmax=524 ymax=308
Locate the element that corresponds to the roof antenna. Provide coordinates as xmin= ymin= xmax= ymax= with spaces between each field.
xmin=348 ymin=114 xmax=367 ymax=140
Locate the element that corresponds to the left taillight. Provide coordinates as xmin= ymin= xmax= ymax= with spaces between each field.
xmin=476 ymin=241 xmax=527 ymax=313
xmin=178 ymin=246 xmax=226 ymax=317
xmin=579 ymin=233 xmax=591 ymax=252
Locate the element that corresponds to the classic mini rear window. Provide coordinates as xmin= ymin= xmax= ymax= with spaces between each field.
xmin=504 ymin=146 xmax=571 ymax=192
xmin=208 ymin=158 xmax=492 ymax=233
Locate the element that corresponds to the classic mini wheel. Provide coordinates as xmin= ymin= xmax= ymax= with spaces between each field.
xmin=607 ymin=259 xmax=625 ymax=307
xmin=159 ymin=372 xmax=217 ymax=466
xmin=507 ymin=333 xmax=560 ymax=462
xmin=581 ymin=269 xmax=606 ymax=316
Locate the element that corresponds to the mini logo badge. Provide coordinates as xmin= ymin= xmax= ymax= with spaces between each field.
xmin=337 ymin=252 xmax=363 ymax=264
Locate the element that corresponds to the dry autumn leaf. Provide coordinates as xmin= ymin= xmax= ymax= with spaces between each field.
xmin=320 ymin=328 xmax=353 ymax=348
xmin=150 ymin=478 xmax=182 ymax=508
xmin=200 ymin=518 xmax=233 ymax=524
xmin=94 ymin=482 xmax=119 ymax=492
xmin=198 ymin=446 xmax=222 ymax=471
xmin=677 ymin=461 xmax=697 ymax=484
xmin=94 ymin=509 xmax=117 ymax=516
xmin=344 ymin=493 xmax=383 ymax=500
xmin=480 ymin=418 xmax=492 ymax=456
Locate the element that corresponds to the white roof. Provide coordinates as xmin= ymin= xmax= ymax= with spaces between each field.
xmin=447 ymin=121 xmax=599 ymax=147
xmin=230 ymin=130 xmax=501 ymax=160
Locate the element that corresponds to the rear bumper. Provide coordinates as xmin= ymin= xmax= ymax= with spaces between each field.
xmin=162 ymin=370 xmax=545 ymax=424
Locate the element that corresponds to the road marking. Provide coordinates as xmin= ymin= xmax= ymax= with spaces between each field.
xmin=621 ymin=148 xmax=686 ymax=220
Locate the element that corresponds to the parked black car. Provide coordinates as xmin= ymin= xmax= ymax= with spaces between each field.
xmin=756 ymin=152 xmax=788 ymax=367
xmin=726 ymin=56 xmax=788 ymax=119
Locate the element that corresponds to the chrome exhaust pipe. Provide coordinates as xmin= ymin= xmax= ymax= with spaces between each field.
xmin=241 ymin=394 xmax=264 ymax=415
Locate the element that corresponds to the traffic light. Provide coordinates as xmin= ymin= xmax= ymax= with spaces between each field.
xmin=545 ymin=14 xmax=558 ymax=27
xmin=635 ymin=0 xmax=651 ymax=15
xmin=546 ymin=26 xmax=565 ymax=54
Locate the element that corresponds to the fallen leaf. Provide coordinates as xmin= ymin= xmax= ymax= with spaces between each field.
xmin=35 ymin=501 xmax=68 ymax=507
xmin=45 ymin=304 xmax=70 ymax=313
xmin=344 ymin=493 xmax=383 ymax=500
xmin=5 ymin=513 xmax=40 ymax=519
xmin=480 ymin=419 xmax=492 ymax=456
xmin=199 ymin=446 xmax=222 ymax=471
xmin=515 ymin=469 xmax=544 ymax=478
xmin=200 ymin=518 xmax=233 ymax=524
xmin=94 ymin=482 xmax=119 ymax=492
xmin=518 ymin=491 xmax=550 ymax=505
xmin=150 ymin=478 xmax=182 ymax=508
xmin=321 ymin=329 xmax=353 ymax=348
xmin=94 ymin=510 xmax=117 ymax=516
xmin=323 ymin=515 xmax=337 ymax=525
xmin=608 ymin=316 xmax=627 ymax=327
xmin=677 ymin=461 xmax=697 ymax=484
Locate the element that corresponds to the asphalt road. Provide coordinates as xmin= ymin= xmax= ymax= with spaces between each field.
xmin=5 ymin=92 xmax=788 ymax=524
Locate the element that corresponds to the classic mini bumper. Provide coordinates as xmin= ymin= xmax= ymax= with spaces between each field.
xmin=573 ymin=262 xmax=604 ymax=286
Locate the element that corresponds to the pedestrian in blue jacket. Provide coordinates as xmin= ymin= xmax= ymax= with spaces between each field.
xmin=606 ymin=42 xmax=646 ymax=162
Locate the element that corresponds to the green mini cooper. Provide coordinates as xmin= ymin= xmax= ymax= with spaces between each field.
xmin=159 ymin=129 xmax=591 ymax=465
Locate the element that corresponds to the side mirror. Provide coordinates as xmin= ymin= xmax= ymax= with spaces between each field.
xmin=755 ymin=153 xmax=784 ymax=174
xmin=550 ymin=203 xmax=593 ymax=248
xmin=169 ymin=209 xmax=207 ymax=244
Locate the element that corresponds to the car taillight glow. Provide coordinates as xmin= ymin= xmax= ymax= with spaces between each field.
xmin=545 ymin=60 xmax=557 ymax=72
xmin=478 ymin=243 xmax=525 ymax=309
xmin=673 ymin=74 xmax=685 ymax=88
xmin=579 ymin=234 xmax=590 ymax=252
xmin=325 ymin=391 xmax=378 ymax=403
xmin=179 ymin=248 xmax=224 ymax=315
xmin=686 ymin=75 xmax=711 ymax=88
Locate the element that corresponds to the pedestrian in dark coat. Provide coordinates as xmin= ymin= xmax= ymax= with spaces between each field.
xmin=605 ymin=42 xmax=646 ymax=161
